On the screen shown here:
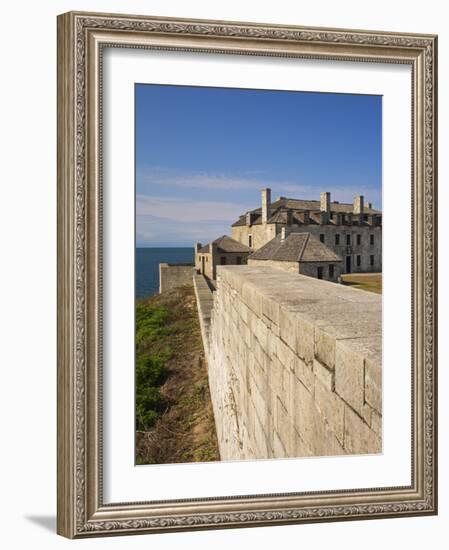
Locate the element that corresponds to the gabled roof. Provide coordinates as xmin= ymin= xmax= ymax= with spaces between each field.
xmin=198 ymin=235 xmax=251 ymax=254
xmin=249 ymin=232 xmax=342 ymax=263
xmin=232 ymin=197 xmax=381 ymax=227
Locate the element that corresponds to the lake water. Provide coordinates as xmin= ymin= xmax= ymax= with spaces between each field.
xmin=136 ymin=247 xmax=194 ymax=298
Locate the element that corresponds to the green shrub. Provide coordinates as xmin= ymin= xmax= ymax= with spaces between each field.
xmin=135 ymin=303 xmax=172 ymax=431
xmin=136 ymin=304 xmax=170 ymax=345
xmin=136 ymin=401 xmax=161 ymax=430
xmin=136 ymin=354 xmax=167 ymax=387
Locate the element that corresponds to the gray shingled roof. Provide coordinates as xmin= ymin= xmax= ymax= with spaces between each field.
xmin=232 ymin=197 xmax=381 ymax=227
xmin=249 ymin=232 xmax=342 ymax=263
xmin=273 ymin=198 xmax=380 ymax=214
xmin=198 ymin=235 xmax=251 ymax=254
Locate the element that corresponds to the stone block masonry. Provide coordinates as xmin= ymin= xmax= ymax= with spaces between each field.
xmin=159 ymin=263 xmax=195 ymax=294
xmin=206 ymin=265 xmax=382 ymax=461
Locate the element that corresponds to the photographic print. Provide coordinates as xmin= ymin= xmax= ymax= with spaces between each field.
xmin=135 ymin=84 xmax=382 ymax=465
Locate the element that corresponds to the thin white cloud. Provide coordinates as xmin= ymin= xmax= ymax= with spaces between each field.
xmin=137 ymin=166 xmax=311 ymax=194
xmin=137 ymin=166 xmax=381 ymax=208
xmin=136 ymin=195 xmax=253 ymax=245
xmin=136 ymin=214 xmax=232 ymax=246
xmin=136 ymin=195 xmax=253 ymax=223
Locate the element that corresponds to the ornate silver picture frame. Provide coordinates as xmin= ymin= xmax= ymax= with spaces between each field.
xmin=57 ymin=11 xmax=437 ymax=538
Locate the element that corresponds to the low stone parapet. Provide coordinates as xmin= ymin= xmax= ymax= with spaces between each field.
xmin=159 ymin=263 xmax=195 ymax=294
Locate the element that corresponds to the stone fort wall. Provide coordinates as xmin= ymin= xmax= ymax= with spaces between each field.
xmin=159 ymin=263 xmax=195 ymax=294
xmin=205 ymin=265 xmax=382 ymax=460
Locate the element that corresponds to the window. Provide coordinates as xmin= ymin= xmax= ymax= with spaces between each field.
xmin=248 ymin=235 xmax=252 ymax=248
xmin=370 ymin=255 xmax=374 ymax=266
xmin=317 ymin=267 xmax=323 ymax=280
xmin=335 ymin=234 xmax=340 ymax=245
xmin=370 ymin=234 xmax=375 ymax=246
xmin=221 ymin=257 xmax=227 ymax=265
xmin=236 ymin=256 xmax=242 ymax=265
xmin=329 ymin=264 xmax=334 ymax=278
xmin=319 ymin=234 xmax=325 ymax=243
xmin=356 ymin=234 xmax=361 ymax=246
xmin=346 ymin=234 xmax=351 ymax=246
xmin=356 ymin=255 xmax=361 ymax=267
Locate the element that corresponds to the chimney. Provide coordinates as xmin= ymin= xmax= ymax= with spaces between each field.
xmin=261 ymin=188 xmax=271 ymax=224
xmin=195 ymin=242 xmax=202 ymax=253
xmin=368 ymin=202 xmax=372 ymax=209
xmin=281 ymin=227 xmax=286 ymax=241
xmin=320 ymin=192 xmax=330 ymax=224
xmin=320 ymin=191 xmax=331 ymax=214
xmin=246 ymin=212 xmax=252 ymax=226
xmin=353 ymin=195 xmax=364 ymax=215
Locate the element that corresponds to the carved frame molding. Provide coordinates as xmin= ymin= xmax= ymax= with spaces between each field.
xmin=57 ymin=11 xmax=437 ymax=538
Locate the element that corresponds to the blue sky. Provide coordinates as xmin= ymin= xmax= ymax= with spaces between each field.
xmin=136 ymin=84 xmax=382 ymax=247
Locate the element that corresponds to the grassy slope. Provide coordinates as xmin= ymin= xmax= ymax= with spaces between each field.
xmin=341 ymin=273 xmax=382 ymax=294
xmin=136 ymin=284 xmax=220 ymax=465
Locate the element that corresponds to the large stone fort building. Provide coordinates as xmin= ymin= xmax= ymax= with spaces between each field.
xmin=232 ymin=188 xmax=382 ymax=274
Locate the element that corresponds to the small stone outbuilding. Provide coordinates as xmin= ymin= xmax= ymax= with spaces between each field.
xmin=195 ymin=235 xmax=251 ymax=280
xmin=248 ymin=230 xmax=342 ymax=282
